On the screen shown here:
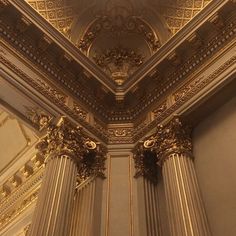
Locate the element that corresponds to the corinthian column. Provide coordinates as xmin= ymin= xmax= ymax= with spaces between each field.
xmin=134 ymin=143 xmax=162 ymax=236
xmin=154 ymin=117 xmax=211 ymax=236
xmin=28 ymin=117 xmax=97 ymax=236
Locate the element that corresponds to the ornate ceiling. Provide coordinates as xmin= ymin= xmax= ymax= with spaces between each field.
xmin=24 ymin=0 xmax=212 ymax=84
xmin=1 ymin=0 xmax=235 ymax=143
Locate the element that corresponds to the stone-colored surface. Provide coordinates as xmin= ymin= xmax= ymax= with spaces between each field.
xmin=194 ymin=96 xmax=236 ymax=236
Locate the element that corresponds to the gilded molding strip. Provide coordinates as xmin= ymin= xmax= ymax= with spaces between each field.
xmin=0 ymin=188 xmax=39 ymax=231
xmin=129 ymin=154 xmax=134 ymax=236
xmin=0 ymin=168 xmax=44 ymax=231
xmin=0 ymin=159 xmax=44 ymax=209
xmin=105 ymin=155 xmax=111 ymax=236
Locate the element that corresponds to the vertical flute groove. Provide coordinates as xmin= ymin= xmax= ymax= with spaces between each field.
xmin=162 ymin=153 xmax=211 ymax=236
xmin=142 ymin=177 xmax=162 ymax=236
xmin=28 ymin=156 xmax=77 ymax=236
xmin=70 ymin=178 xmax=97 ymax=236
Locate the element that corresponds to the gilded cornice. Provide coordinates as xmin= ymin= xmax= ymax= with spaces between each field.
xmin=119 ymin=0 xmax=231 ymax=91
xmin=1 ymin=49 xmax=235 ymax=145
xmin=0 ymin=55 xmax=109 ymax=142
xmin=132 ymin=54 xmax=236 ymax=142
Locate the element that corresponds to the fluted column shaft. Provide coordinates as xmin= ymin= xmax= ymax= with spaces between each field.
xmin=70 ymin=177 xmax=96 ymax=236
xmin=153 ymin=117 xmax=211 ymax=236
xmin=162 ymin=153 xmax=210 ymax=236
xmin=134 ymin=146 xmax=162 ymax=236
xmin=29 ymin=154 xmax=77 ymax=236
xmin=27 ymin=117 xmax=102 ymax=236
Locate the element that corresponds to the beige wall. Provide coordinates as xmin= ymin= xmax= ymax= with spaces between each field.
xmin=193 ymin=96 xmax=236 ymax=236
xmin=101 ymin=151 xmax=135 ymax=236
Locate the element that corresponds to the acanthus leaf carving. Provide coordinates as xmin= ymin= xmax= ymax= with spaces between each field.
xmin=36 ymin=117 xmax=106 ymax=181
xmin=133 ymin=140 xmax=159 ymax=184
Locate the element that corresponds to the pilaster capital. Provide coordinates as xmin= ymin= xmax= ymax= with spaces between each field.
xmin=36 ymin=117 xmax=106 ymax=180
xmin=133 ymin=141 xmax=159 ymax=184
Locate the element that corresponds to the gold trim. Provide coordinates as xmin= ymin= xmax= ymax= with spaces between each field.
xmin=129 ymin=154 xmax=134 ymax=236
xmin=105 ymin=154 xmax=111 ymax=236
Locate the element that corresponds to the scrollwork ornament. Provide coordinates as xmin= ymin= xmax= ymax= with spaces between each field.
xmin=143 ymin=137 xmax=156 ymax=149
xmin=84 ymin=140 xmax=97 ymax=150
xmin=24 ymin=106 xmax=52 ymax=131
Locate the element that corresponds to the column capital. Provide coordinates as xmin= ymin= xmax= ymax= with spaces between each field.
xmin=36 ymin=117 xmax=106 ymax=180
xmin=155 ymin=116 xmax=192 ymax=162
xmin=139 ymin=116 xmax=192 ymax=165
xmin=133 ymin=141 xmax=159 ymax=184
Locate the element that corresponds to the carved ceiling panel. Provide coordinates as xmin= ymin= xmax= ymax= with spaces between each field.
xmin=25 ymin=0 xmax=76 ymax=33
xmin=160 ymin=0 xmax=212 ymax=34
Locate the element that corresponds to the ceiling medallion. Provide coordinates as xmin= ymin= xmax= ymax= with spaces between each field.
xmin=77 ymin=15 xmax=160 ymax=53
xmin=76 ymin=13 xmax=160 ymax=84
xmin=93 ymin=46 xmax=144 ymax=85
